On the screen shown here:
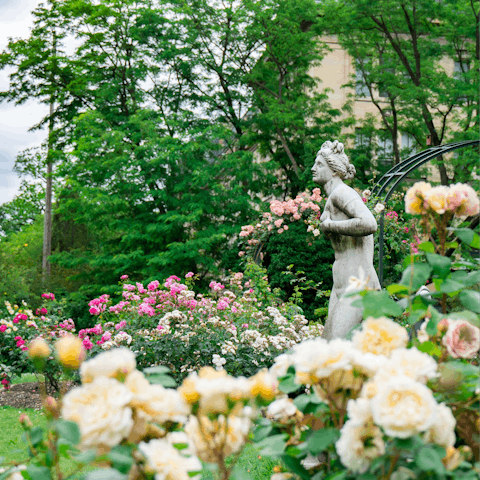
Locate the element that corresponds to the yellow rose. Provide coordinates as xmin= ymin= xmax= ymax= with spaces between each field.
xmin=55 ymin=335 xmax=86 ymax=369
xmin=28 ymin=337 xmax=51 ymax=359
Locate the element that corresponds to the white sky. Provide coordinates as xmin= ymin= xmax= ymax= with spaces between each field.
xmin=0 ymin=0 xmax=46 ymax=207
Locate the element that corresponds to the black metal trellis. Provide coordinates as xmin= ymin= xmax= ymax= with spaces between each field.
xmin=371 ymin=139 xmax=480 ymax=286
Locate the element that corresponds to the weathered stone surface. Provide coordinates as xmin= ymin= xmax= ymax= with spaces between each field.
xmin=311 ymin=140 xmax=380 ymax=340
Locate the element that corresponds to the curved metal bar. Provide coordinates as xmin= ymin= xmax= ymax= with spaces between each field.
xmin=373 ymin=140 xmax=478 ymax=199
xmin=374 ymin=139 xmax=480 ymax=286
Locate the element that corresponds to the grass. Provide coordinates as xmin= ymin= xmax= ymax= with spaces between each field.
xmin=0 ymin=405 xmax=276 ymax=480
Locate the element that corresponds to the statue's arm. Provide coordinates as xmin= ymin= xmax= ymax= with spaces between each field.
xmin=321 ymin=190 xmax=377 ymax=237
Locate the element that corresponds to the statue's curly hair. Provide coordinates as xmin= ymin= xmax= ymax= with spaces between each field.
xmin=319 ymin=140 xmax=356 ymax=180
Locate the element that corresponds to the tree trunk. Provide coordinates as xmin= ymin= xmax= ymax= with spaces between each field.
xmin=42 ymin=100 xmax=54 ymax=282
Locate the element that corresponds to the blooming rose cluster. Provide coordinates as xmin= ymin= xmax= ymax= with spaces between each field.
xmin=239 ymin=189 xmax=323 ymax=257
xmin=405 ymin=182 xmax=480 ymax=217
xmin=268 ymin=316 xmax=457 ymax=473
xmin=79 ymin=274 xmax=323 ymax=377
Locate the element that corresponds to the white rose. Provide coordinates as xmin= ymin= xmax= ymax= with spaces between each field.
xmin=266 ymin=397 xmax=299 ymax=421
xmin=374 ymin=203 xmax=385 ymax=214
xmin=269 ymin=353 xmax=292 ymax=379
xmin=80 ymin=347 xmax=136 ymax=383
xmin=292 ymin=338 xmax=352 ymax=384
xmin=371 ymin=376 xmax=437 ymax=438
xmin=61 ymin=377 xmax=133 ymax=449
xmin=374 ymin=347 xmax=438 ymax=385
xmin=423 ymin=402 xmax=456 ymax=449
xmin=336 ymin=418 xmax=385 ymax=473
xmin=139 ymin=438 xmax=202 ymax=480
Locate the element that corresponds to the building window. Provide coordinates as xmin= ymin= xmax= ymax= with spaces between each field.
xmin=401 ymin=133 xmax=417 ymax=155
xmin=377 ymin=134 xmax=394 ymax=166
xmin=355 ymin=60 xmax=370 ymax=98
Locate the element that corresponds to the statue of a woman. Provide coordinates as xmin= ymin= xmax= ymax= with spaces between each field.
xmin=312 ymin=140 xmax=380 ymax=340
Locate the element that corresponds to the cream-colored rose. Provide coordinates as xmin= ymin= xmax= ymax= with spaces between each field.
xmin=346 ymin=397 xmax=373 ymax=425
xmin=442 ymin=319 xmax=480 ymax=359
xmin=313 ymin=368 xmax=363 ymax=407
xmin=374 ymin=347 xmax=438 ymax=385
xmin=371 ymin=376 xmax=437 ymax=438
xmin=266 ymin=397 xmax=299 ymax=422
xmin=374 ymin=203 xmax=385 ymax=214
xmin=292 ymin=338 xmax=352 ymax=384
xmin=423 ymin=402 xmax=456 ymax=449
xmin=185 ymin=414 xmax=250 ymax=462
xmin=80 ymin=347 xmax=136 ymax=383
xmin=269 ymin=353 xmax=292 ymax=379
xmin=352 ymin=317 xmax=408 ymax=357
xmin=345 ymin=266 xmax=370 ymax=294
xmin=28 ymin=336 xmax=51 ymax=359
xmin=424 ymin=185 xmax=450 ymax=214
xmin=61 ymin=377 xmax=133 ymax=449
xmin=350 ymin=349 xmax=387 ymax=377
xmin=55 ymin=335 xmax=86 ymax=369
xmin=336 ymin=418 xmax=385 ymax=473
xmin=138 ymin=438 xmax=202 ymax=480
xmin=179 ymin=368 xmax=252 ymax=413
xmin=405 ymin=182 xmax=431 ymax=215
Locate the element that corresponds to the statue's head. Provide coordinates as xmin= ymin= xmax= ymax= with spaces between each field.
xmin=316 ymin=140 xmax=356 ymax=180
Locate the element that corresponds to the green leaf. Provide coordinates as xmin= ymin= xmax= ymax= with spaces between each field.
xmin=439 ymin=279 xmax=464 ymax=295
xmin=386 ymin=284 xmax=409 ymax=295
xmin=55 ymin=420 xmax=81 ymax=446
xmin=26 ymin=466 xmax=51 ymax=480
xmin=400 ymin=263 xmax=432 ymax=292
xmin=418 ymin=241 xmax=435 ymax=253
xmin=29 ymin=426 xmax=44 ymax=446
xmin=143 ymin=365 xmax=172 ymax=375
xmin=426 ymin=253 xmax=451 ymax=278
xmin=415 ymin=446 xmax=445 ymax=474
xmin=452 ymin=228 xmax=480 ymax=249
xmin=360 ymin=291 xmax=403 ymax=318
xmin=253 ymin=425 xmax=273 ymax=443
xmin=147 ymin=374 xmax=177 ymax=387
xmin=306 ymin=428 xmax=340 ymax=455
xmin=108 ymin=448 xmax=133 ymax=474
xmin=257 ymin=434 xmax=287 ymax=456
xmin=448 ymin=311 xmax=480 ymax=327
xmin=281 ymin=455 xmax=311 ymax=480
xmin=278 ymin=374 xmax=301 ymax=394
xmin=459 ymin=290 xmax=480 ymax=313
xmin=325 ymin=472 xmax=348 ymax=480
xmin=85 ymin=469 xmax=128 ymax=480
xmin=293 ymin=393 xmax=323 ymax=414
xmin=73 ymin=450 xmax=97 ymax=464
xmin=465 ymin=270 xmax=480 ymax=287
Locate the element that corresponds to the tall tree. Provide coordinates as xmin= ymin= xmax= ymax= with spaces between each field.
xmin=325 ymin=0 xmax=479 ymax=184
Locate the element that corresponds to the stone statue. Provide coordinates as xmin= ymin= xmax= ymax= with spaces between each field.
xmin=311 ymin=140 xmax=380 ymax=340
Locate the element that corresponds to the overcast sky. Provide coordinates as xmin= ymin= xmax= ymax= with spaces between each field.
xmin=0 ymin=0 xmax=46 ymax=207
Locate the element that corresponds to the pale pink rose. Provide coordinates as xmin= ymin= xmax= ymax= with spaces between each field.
xmin=442 ymin=319 xmax=480 ymax=359
xmin=274 ymin=218 xmax=284 ymax=228
xmin=238 ymin=251 xmax=245 ymax=257
xmin=452 ymin=183 xmax=480 ymax=216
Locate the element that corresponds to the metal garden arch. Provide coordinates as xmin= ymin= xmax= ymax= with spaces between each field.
xmin=371 ymin=139 xmax=480 ymax=286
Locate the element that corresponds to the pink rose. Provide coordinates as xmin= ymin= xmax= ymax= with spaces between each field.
xmin=83 ymin=338 xmax=94 ymax=350
xmin=89 ymin=306 xmax=100 ymax=315
xmin=185 ymin=272 xmax=194 ymax=278
xmin=0 ymin=325 xmax=7 ymax=333
xmin=120 ymin=275 xmax=129 ymax=280
xmin=442 ymin=319 xmax=480 ymax=359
